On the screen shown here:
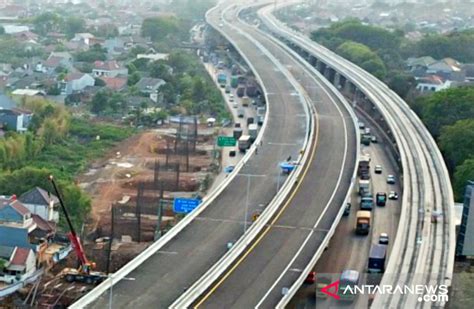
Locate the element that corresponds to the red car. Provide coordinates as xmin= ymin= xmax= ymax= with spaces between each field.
xmin=305 ymin=271 xmax=316 ymax=284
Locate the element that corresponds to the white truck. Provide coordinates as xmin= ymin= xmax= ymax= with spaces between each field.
xmin=358 ymin=179 xmax=372 ymax=196
xmin=248 ymin=124 xmax=258 ymax=141
xmin=238 ymin=135 xmax=251 ymax=152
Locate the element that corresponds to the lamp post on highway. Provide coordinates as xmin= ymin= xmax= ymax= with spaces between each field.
xmin=239 ymin=173 xmax=267 ymax=233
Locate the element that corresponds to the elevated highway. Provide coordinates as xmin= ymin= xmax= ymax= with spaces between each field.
xmin=72 ymin=1 xmax=313 ymax=308
xmin=172 ymin=2 xmax=358 ymax=308
xmin=259 ymin=2 xmax=455 ymax=307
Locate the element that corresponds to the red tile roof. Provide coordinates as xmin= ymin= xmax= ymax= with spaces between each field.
xmin=10 ymin=247 xmax=30 ymax=266
xmin=65 ymin=72 xmax=86 ymax=81
xmin=94 ymin=60 xmax=121 ymax=71
xmin=100 ymin=77 xmax=127 ymax=90
xmin=32 ymin=214 xmax=55 ymax=233
xmin=44 ymin=56 xmax=62 ymax=68
xmin=10 ymin=200 xmax=30 ymax=216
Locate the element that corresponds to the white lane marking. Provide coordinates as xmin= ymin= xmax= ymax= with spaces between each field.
xmin=157 ymin=251 xmax=179 ymax=255
xmin=255 ymin=37 xmax=350 ymax=308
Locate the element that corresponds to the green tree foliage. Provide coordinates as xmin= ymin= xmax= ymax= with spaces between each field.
xmin=75 ymin=44 xmax=107 ymax=62
xmin=63 ymin=16 xmax=86 ymax=39
xmin=141 ymin=16 xmax=180 ymax=42
xmin=453 ymin=159 xmax=474 ymax=201
xmin=411 ymin=87 xmax=474 ymax=137
xmin=387 ymin=71 xmax=416 ymax=98
xmin=415 ymin=30 xmax=474 ymax=63
xmin=313 ymin=19 xmax=402 ymax=52
xmin=438 ymin=119 xmax=474 ymax=171
xmin=336 ymin=41 xmax=387 ymax=79
xmin=128 ymin=72 xmax=141 ymax=86
xmin=94 ymin=24 xmax=119 ymax=38
xmin=33 ymin=12 xmax=62 ymax=35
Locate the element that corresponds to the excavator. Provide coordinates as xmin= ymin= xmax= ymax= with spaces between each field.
xmin=49 ymin=175 xmax=107 ymax=285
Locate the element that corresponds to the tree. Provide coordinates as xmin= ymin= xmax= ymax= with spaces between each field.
xmin=33 ymin=12 xmax=63 ymax=36
xmin=141 ymin=16 xmax=180 ymax=42
xmin=63 ymin=17 xmax=85 ymax=38
xmin=336 ymin=41 xmax=387 ymax=79
xmin=90 ymin=90 xmax=109 ymax=114
xmin=412 ymin=87 xmax=474 ymax=137
xmin=128 ymin=72 xmax=141 ymax=86
xmin=94 ymin=78 xmax=106 ymax=87
xmin=438 ymin=119 xmax=474 ymax=171
xmin=387 ymin=72 xmax=415 ymax=99
xmin=94 ymin=24 xmax=118 ymax=38
xmin=454 ymin=159 xmax=474 ymax=201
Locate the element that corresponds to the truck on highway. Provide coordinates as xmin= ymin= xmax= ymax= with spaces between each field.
xmin=238 ymin=135 xmax=251 ymax=152
xmin=339 ymin=270 xmax=360 ymax=301
xmin=355 ymin=211 xmax=371 ymax=235
xmin=368 ymin=244 xmax=387 ymax=273
xmin=358 ymin=178 xmax=372 ymax=196
xmin=358 ymin=155 xmax=371 ymax=177
xmin=217 ymin=72 xmax=227 ymax=86
xmin=242 ymin=96 xmax=250 ymax=107
xmin=236 ymin=86 xmax=245 ymax=97
xmin=248 ymin=124 xmax=258 ymax=141
xmin=231 ymin=76 xmax=239 ymax=88
xmin=360 ymin=196 xmax=373 ymax=211
xmin=233 ymin=128 xmax=243 ymax=139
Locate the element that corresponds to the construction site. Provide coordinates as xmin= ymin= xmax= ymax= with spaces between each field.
xmin=6 ymin=118 xmax=224 ymax=308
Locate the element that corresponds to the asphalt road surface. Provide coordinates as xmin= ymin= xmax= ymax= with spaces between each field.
xmin=288 ymin=111 xmax=402 ymax=309
xmin=196 ymin=5 xmax=357 ymax=308
xmin=89 ymin=2 xmax=308 ymax=309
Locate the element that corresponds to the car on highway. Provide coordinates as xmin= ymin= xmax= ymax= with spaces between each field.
xmin=374 ymin=165 xmax=382 ymax=174
xmin=219 ymin=23 xmax=224 ymax=28
xmin=358 ymin=122 xmax=365 ymax=129
xmin=387 ymin=175 xmax=396 ymax=184
xmin=388 ymin=191 xmax=399 ymax=200
xmin=379 ymin=233 xmax=389 ymax=245
xmin=376 ymin=192 xmax=387 ymax=206
xmin=371 ymin=136 xmax=378 ymax=143
xmin=343 ymin=202 xmax=351 ymax=216
xmin=229 ymin=97 xmax=234 ymax=103
xmin=232 ymin=102 xmax=238 ymax=108
xmin=304 ymin=271 xmax=316 ymax=284
xmin=224 ymin=165 xmax=235 ymax=173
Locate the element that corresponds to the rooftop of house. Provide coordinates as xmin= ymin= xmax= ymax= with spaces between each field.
xmin=0 ymin=198 xmax=31 ymax=217
xmin=31 ymin=214 xmax=55 ymax=233
xmin=418 ymin=75 xmax=445 ymax=85
xmin=100 ymin=76 xmax=127 ymax=90
xmin=64 ymin=72 xmax=87 ymax=81
xmin=136 ymin=77 xmax=166 ymax=89
xmin=407 ymin=56 xmax=436 ymax=67
xmin=10 ymin=247 xmax=31 ymax=269
xmin=93 ymin=60 xmax=122 ymax=71
xmin=0 ymin=245 xmax=15 ymax=259
xmin=0 ymin=92 xmax=16 ymax=109
xmin=19 ymin=187 xmax=59 ymax=207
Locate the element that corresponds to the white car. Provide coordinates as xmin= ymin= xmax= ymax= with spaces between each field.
xmin=232 ymin=102 xmax=238 ymax=108
xmin=388 ymin=191 xmax=399 ymax=200
xmin=379 ymin=233 xmax=389 ymax=245
xmin=374 ymin=165 xmax=382 ymax=174
xmin=387 ymin=175 xmax=396 ymax=184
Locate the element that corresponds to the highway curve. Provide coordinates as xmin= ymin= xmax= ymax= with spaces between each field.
xmin=196 ymin=3 xmax=357 ymax=308
xmin=85 ymin=2 xmax=310 ymax=309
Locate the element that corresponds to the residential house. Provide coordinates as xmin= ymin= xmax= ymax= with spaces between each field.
xmin=416 ymin=75 xmax=452 ymax=93
xmin=11 ymin=89 xmax=46 ymax=97
xmin=462 ymin=64 xmax=474 ymax=82
xmin=93 ymin=60 xmax=128 ymax=78
xmin=406 ymin=56 xmax=436 ymax=77
xmin=0 ymin=108 xmax=32 ymax=132
xmin=19 ymin=187 xmax=60 ymax=223
xmin=100 ymin=76 xmax=127 ymax=91
xmin=43 ymin=52 xmax=74 ymax=73
xmin=72 ymin=33 xmax=95 ymax=46
xmin=136 ymin=53 xmax=169 ymax=62
xmin=135 ymin=77 xmax=166 ymax=103
xmin=0 ymin=92 xmax=16 ymax=109
xmin=103 ymin=37 xmax=127 ymax=57
xmin=12 ymin=31 xmax=39 ymax=43
xmin=59 ymin=72 xmax=95 ymax=95
xmin=0 ymin=245 xmax=36 ymax=284
xmin=426 ymin=58 xmax=464 ymax=82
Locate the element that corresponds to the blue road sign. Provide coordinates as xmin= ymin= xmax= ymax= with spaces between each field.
xmin=173 ymin=198 xmax=201 ymax=214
